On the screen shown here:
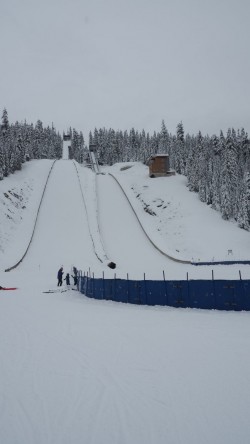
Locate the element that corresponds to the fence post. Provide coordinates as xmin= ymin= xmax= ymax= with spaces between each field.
xmin=143 ymin=273 xmax=147 ymax=304
xmin=127 ymin=273 xmax=129 ymax=303
xmin=163 ymin=270 xmax=168 ymax=306
xmin=114 ymin=273 xmax=116 ymax=302
xmin=238 ymin=270 xmax=244 ymax=310
xmin=89 ymin=272 xmax=92 ymax=298
xmin=102 ymin=271 xmax=105 ymax=300
xmin=212 ymin=269 xmax=216 ymax=309
xmin=85 ymin=271 xmax=88 ymax=296
xmin=239 ymin=270 xmax=246 ymax=310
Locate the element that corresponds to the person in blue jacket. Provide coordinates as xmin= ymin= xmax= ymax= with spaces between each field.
xmin=57 ymin=266 xmax=64 ymax=286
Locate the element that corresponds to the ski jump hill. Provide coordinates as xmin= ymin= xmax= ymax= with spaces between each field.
xmin=2 ymin=158 xmax=250 ymax=444
xmin=1 ymin=156 xmax=250 ymax=310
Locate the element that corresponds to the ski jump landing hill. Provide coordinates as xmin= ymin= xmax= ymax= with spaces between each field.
xmin=79 ymin=152 xmax=250 ymax=311
xmin=4 ymin=154 xmax=250 ymax=311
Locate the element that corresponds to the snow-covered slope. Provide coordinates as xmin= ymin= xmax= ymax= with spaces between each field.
xmin=98 ymin=162 xmax=250 ymax=280
xmin=103 ymin=162 xmax=250 ymax=263
xmin=16 ymin=160 xmax=101 ymax=276
xmin=1 ymin=159 xmax=250 ymax=444
xmin=1 ymin=159 xmax=250 ymax=280
xmin=0 ymin=160 xmax=54 ymax=270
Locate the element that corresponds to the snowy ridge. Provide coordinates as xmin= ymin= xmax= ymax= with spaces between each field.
xmin=4 ymin=160 xmax=56 ymax=272
xmin=108 ymin=172 xmax=191 ymax=265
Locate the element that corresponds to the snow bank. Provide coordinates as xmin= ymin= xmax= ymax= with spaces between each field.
xmin=0 ymin=160 xmax=54 ymax=270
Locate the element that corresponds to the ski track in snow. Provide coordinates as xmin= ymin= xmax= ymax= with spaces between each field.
xmin=96 ymin=173 xmax=174 ymax=276
xmin=17 ymin=160 xmax=101 ymax=276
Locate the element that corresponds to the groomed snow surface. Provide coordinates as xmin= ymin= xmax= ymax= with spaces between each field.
xmin=1 ymin=159 xmax=250 ymax=444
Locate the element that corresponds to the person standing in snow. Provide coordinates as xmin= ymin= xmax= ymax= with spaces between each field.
xmin=57 ymin=267 xmax=64 ymax=286
xmin=64 ymin=273 xmax=70 ymax=285
xmin=71 ymin=274 xmax=78 ymax=286
xmin=71 ymin=266 xmax=78 ymax=285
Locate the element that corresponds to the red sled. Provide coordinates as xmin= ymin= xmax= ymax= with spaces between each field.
xmin=0 ymin=286 xmax=17 ymax=290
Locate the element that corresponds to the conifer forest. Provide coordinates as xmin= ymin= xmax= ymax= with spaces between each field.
xmin=1 ymin=108 xmax=250 ymax=231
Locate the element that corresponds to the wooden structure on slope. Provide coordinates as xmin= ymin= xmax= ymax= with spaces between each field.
xmin=147 ymin=154 xmax=175 ymax=178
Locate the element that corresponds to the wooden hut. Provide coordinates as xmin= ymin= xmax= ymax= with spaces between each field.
xmin=147 ymin=154 xmax=175 ymax=178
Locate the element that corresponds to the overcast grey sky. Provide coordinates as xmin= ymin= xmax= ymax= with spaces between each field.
xmin=1 ymin=0 xmax=250 ymax=140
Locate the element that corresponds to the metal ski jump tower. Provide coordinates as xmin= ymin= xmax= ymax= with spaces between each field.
xmin=63 ymin=132 xmax=71 ymax=159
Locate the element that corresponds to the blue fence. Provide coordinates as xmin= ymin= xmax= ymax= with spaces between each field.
xmin=192 ymin=260 xmax=250 ymax=266
xmin=78 ymin=274 xmax=250 ymax=311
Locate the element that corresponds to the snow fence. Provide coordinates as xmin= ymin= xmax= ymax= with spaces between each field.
xmin=78 ymin=273 xmax=250 ymax=311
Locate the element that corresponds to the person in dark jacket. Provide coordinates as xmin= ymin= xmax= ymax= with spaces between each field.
xmin=64 ymin=273 xmax=70 ymax=285
xmin=57 ymin=267 xmax=64 ymax=286
xmin=72 ymin=266 xmax=78 ymax=286
xmin=71 ymin=273 xmax=78 ymax=285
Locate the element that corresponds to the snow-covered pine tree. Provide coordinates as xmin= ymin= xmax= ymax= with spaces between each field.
xmin=78 ymin=132 xmax=85 ymax=163
xmin=15 ymin=133 xmax=23 ymax=170
xmin=220 ymin=130 xmax=234 ymax=220
xmin=0 ymin=142 xmax=4 ymax=180
xmin=123 ymin=130 xmax=130 ymax=162
xmin=158 ymin=120 xmax=169 ymax=154
xmin=71 ymin=129 xmax=79 ymax=160
xmin=1 ymin=108 xmax=9 ymax=134
xmin=175 ymin=122 xmax=185 ymax=174
xmin=139 ymin=129 xmax=148 ymax=163
xmin=238 ymin=171 xmax=250 ymax=230
xmin=1 ymin=108 xmax=11 ymax=177
xmin=234 ymin=128 xmax=249 ymax=223
xmin=23 ymin=122 xmax=33 ymax=160
xmin=107 ymin=129 xmax=117 ymax=165
xmin=168 ymin=135 xmax=176 ymax=171
xmin=116 ymin=130 xmax=125 ymax=163
xmin=187 ymin=131 xmax=203 ymax=193
xmin=197 ymin=132 xmax=207 ymax=202
xmin=203 ymin=135 xmax=213 ymax=205
xmin=221 ymin=128 xmax=238 ymax=219
xmin=129 ymin=128 xmax=139 ymax=162
xmin=150 ymin=131 xmax=159 ymax=157
xmin=33 ymin=120 xmax=43 ymax=159
xmin=97 ymin=128 xmax=106 ymax=164
xmin=211 ymin=134 xmax=221 ymax=210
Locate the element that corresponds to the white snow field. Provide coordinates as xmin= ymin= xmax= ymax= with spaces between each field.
xmin=1 ymin=159 xmax=250 ymax=444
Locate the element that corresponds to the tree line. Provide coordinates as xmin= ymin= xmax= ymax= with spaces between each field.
xmin=0 ymin=109 xmax=87 ymax=181
xmin=1 ymin=107 xmax=249 ymax=231
xmin=0 ymin=108 xmax=63 ymax=180
xmin=89 ymin=122 xmax=250 ymax=230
